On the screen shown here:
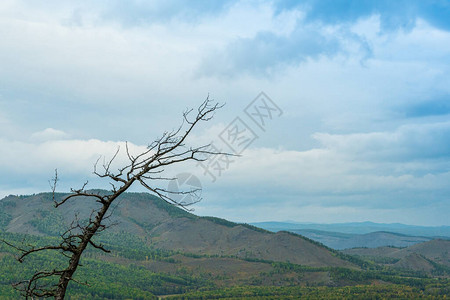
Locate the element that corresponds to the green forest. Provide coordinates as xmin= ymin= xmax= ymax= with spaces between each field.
xmin=1 ymin=230 xmax=449 ymax=299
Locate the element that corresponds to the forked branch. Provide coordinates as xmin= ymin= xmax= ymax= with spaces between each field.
xmin=3 ymin=96 xmax=232 ymax=299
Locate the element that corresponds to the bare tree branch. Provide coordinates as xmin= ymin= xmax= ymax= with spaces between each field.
xmin=2 ymin=96 xmax=234 ymax=299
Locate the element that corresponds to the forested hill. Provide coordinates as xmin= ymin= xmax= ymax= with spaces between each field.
xmin=0 ymin=192 xmax=353 ymax=268
xmin=1 ymin=193 xmax=449 ymax=299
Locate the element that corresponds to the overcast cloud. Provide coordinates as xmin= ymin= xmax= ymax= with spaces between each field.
xmin=0 ymin=0 xmax=449 ymax=225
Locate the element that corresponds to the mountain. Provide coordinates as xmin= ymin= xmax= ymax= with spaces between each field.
xmin=0 ymin=192 xmax=353 ymax=268
xmin=342 ymin=239 xmax=450 ymax=274
xmin=289 ymin=229 xmax=432 ymax=250
xmin=251 ymin=221 xmax=450 ymax=237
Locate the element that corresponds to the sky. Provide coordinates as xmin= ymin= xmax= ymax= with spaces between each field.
xmin=1 ymin=0 xmax=450 ymax=226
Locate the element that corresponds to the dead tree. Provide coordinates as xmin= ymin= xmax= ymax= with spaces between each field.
xmin=2 ymin=98 xmax=228 ymax=299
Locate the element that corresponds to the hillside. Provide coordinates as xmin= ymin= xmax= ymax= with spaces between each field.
xmin=343 ymin=239 xmax=450 ymax=266
xmin=0 ymin=192 xmax=352 ymax=268
xmin=342 ymin=239 xmax=450 ymax=274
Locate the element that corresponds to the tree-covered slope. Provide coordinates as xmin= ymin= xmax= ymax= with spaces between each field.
xmin=1 ymin=193 xmax=449 ymax=298
xmin=0 ymin=192 xmax=353 ymax=268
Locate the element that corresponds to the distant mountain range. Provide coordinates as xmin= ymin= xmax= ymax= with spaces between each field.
xmin=289 ymin=229 xmax=433 ymax=250
xmin=251 ymin=221 xmax=450 ymax=237
xmin=251 ymin=221 xmax=450 ymax=250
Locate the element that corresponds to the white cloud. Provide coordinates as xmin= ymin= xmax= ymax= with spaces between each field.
xmin=313 ymin=121 xmax=450 ymax=161
xmin=0 ymin=137 xmax=147 ymax=176
xmin=30 ymin=128 xmax=69 ymax=142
